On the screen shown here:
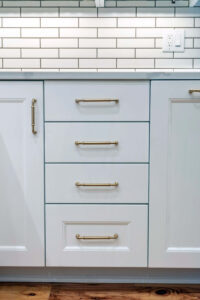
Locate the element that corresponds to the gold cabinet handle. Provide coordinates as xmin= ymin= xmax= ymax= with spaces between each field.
xmin=31 ymin=98 xmax=37 ymax=135
xmin=189 ymin=89 xmax=200 ymax=94
xmin=75 ymin=182 xmax=119 ymax=187
xmin=75 ymin=141 xmax=118 ymax=146
xmin=75 ymin=98 xmax=119 ymax=104
xmin=76 ymin=233 xmax=118 ymax=240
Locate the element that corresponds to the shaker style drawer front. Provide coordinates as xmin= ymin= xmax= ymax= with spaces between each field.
xmin=45 ymin=81 xmax=149 ymax=121
xmin=45 ymin=164 xmax=148 ymax=204
xmin=45 ymin=123 xmax=149 ymax=163
xmin=46 ymin=205 xmax=147 ymax=267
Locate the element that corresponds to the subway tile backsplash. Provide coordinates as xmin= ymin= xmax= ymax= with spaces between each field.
xmin=0 ymin=0 xmax=199 ymax=72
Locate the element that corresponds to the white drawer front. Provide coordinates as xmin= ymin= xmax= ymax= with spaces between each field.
xmin=45 ymin=81 xmax=149 ymax=121
xmin=46 ymin=164 xmax=148 ymax=204
xmin=45 ymin=123 xmax=149 ymax=163
xmin=46 ymin=205 xmax=147 ymax=267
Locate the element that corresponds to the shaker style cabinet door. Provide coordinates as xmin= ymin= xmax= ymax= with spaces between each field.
xmin=0 ymin=82 xmax=44 ymax=266
xmin=149 ymin=81 xmax=200 ymax=268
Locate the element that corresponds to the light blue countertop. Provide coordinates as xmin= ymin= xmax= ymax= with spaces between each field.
xmin=0 ymin=72 xmax=200 ymax=80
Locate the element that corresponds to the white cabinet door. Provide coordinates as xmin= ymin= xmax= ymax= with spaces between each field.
xmin=0 ymin=82 xmax=44 ymax=266
xmin=150 ymin=81 xmax=200 ymax=268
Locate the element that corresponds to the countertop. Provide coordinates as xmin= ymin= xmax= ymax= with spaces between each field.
xmin=0 ymin=72 xmax=200 ymax=80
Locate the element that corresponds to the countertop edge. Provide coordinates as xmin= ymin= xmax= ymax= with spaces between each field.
xmin=0 ymin=72 xmax=200 ymax=80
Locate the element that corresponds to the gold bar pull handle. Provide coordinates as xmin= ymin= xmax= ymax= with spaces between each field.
xmin=75 ymin=182 xmax=119 ymax=187
xmin=75 ymin=141 xmax=118 ymax=146
xmin=76 ymin=233 xmax=118 ymax=240
xmin=75 ymin=98 xmax=119 ymax=104
xmin=31 ymin=98 xmax=37 ymax=135
xmin=189 ymin=89 xmax=200 ymax=94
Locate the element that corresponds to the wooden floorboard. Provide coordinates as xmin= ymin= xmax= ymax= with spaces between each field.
xmin=1 ymin=283 xmax=200 ymax=300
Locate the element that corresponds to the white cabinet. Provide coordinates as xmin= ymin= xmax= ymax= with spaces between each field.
xmin=150 ymin=81 xmax=200 ymax=268
xmin=0 ymin=82 xmax=44 ymax=266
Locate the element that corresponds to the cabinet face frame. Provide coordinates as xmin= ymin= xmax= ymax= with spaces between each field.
xmin=0 ymin=81 xmax=44 ymax=267
xmin=149 ymin=80 xmax=200 ymax=268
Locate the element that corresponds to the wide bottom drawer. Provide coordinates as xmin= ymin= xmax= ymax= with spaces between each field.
xmin=46 ymin=205 xmax=147 ymax=267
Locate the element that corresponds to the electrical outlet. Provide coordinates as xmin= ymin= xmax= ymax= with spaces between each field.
xmin=163 ymin=29 xmax=184 ymax=53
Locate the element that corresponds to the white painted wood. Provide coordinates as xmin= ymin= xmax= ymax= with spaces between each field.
xmin=45 ymin=123 xmax=149 ymax=163
xmin=0 ymin=82 xmax=44 ymax=266
xmin=45 ymin=81 xmax=149 ymax=121
xmin=150 ymin=80 xmax=200 ymax=268
xmin=46 ymin=205 xmax=147 ymax=267
xmin=45 ymin=164 xmax=148 ymax=204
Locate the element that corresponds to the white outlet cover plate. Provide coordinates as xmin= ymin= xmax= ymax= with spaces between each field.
xmin=163 ymin=29 xmax=184 ymax=53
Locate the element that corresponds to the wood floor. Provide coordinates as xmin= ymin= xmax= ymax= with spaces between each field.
xmin=0 ymin=283 xmax=200 ymax=300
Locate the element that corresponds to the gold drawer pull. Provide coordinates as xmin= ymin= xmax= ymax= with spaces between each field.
xmin=76 ymin=233 xmax=118 ymax=240
xmin=75 ymin=182 xmax=119 ymax=187
xmin=189 ymin=89 xmax=200 ymax=94
xmin=31 ymin=98 xmax=37 ymax=135
xmin=75 ymin=141 xmax=118 ymax=146
xmin=75 ymin=98 xmax=119 ymax=104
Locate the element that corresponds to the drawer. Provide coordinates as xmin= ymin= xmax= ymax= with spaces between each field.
xmin=46 ymin=205 xmax=147 ymax=267
xmin=45 ymin=164 xmax=148 ymax=204
xmin=45 ymin=81 xmax=149 ymax=121
xmin=45 ymin=123 xmax=149 ymax=163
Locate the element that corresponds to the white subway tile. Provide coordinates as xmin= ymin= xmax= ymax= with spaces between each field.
xmin=0 ymin=49 xmax=20 ymax=57
xmin=194 ymin=39 xmax=200 ymax=48
xmin=136 ymin=48 xmax=173 ymax=58
xmin=79 ymin=58 xmax=116 ymax=68
xmin=3 ymin=38 xmax=40 ymax=48
xmin=98 ymin=68 xmax=136 ymax=72
xmin=156 ymin=0 xmax=188 ymax=7
xmin=105 ymin=1 xmax=117 ymax=7
xmin=0 ymin=60 xmax=3 ymax=68
xmin=98 ymin=48 xmax=135 ymax=58
xmin=156 ymin=17 xmax=194 ymax=27
xmin=41 ymin=18 xmax=78 ymax=27
xmin=137 ymin=8 xmax=174 ymax=17
xmin=195 ymin=18 xmax=200 ymax=27
xmin=174 ymin=49 xmax=200 ymax=58
xmin=60 ymin=48 xmax=96 ymax=58
xmin=118 ymin=18 xmax=155 ymax=27
xmin=0 ymin=8 xmax=20 ymax=17
xmin=176 ymin=7 xmax=200 ymax=17
xmin=156 ymin=58 xmax=192 ymax=68
xmin=3 ymin=18 xmax=40 ymax=27
xmin=60 ymin=8 xmax=97 ymax=17
xmin=117 ymin=1 xmax=154 ymax=6
xmin=42 ymin=59 xmax=78 ymax=68
xmin=22 ymin=49 xmax=58 ymax=58
xmin=98 ymin=8 xmax=136 ymax=17
xmin=185 ymin=28 xmax=200 ymax=37
xmin=22 ymin=28 xmax=58 ymax=38
xmin=136 ymin=68 xmax=173 ymax=72
xmin=117 ymin=38 xmax=154 ymax=48
xmin=98 ymin=28 xmax=135 ymax=37
xmin=3 ymin=1 xmax=40 ymax=6
xmin=41 ymin=1 xmax=79 ymax=7
xmin=117 ymin=58 xmax=154 ymax=68
xmin=4 ymin=58 xmax=40 ymax=68
xmin=79 ymin=18 xmax=116 ymax=27
xmin=0 ymin=39 xmax=2 ymax=47
xmin=60 ymin=28 xmax=97 ymax=37
xmin=22 ymin=69 xmax=59 ymax=72
xmin=137 ymin=28 xmax=169 ymax=37
xmin=194 ymin=59 xmax=200 ymax=68
xmin=175 ymin=68 xmax=200 ymax=72
xmin=79 ymin=38 xmax=116 ymax=48
xmin=21 ymin=8 xmax=58 ymax=17
xmin=0 ymin=28 xmax=20 ymax=37
xmin=41 ymin=38 xmax=78 ymax=48
xmin=60 ymin=68 xmax=97 ymax=72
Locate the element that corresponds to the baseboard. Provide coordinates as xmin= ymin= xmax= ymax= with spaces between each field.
xmin=0 ymin=268 xmax=200 ymax=284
